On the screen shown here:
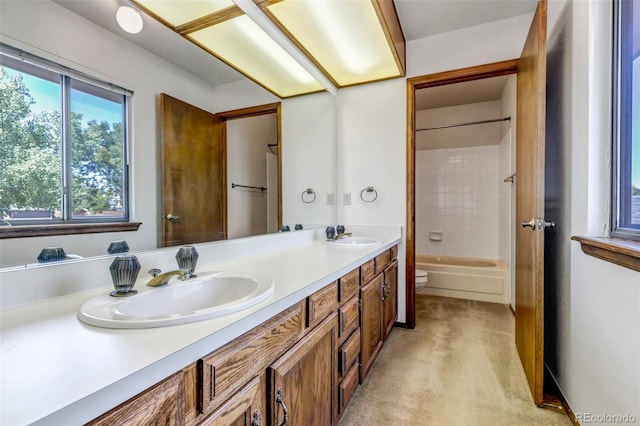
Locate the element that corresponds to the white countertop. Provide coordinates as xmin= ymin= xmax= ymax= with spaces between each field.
xmin=0 ymin=228 xmax=401 ymax=425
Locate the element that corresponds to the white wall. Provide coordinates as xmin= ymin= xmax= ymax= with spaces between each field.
xmin=226 ymin=115 xmax=277 ymax=239
xmin=0 ymin=0 xmax=273 ymax=267
xmin=281 ymin=91 xmax=337 ymax=227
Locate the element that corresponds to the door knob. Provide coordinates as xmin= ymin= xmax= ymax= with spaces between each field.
xmin=164 ymin=213 xmax=180 ymax=222
xmin=521 ymin=218 xmax=556 ymax=230
xmin=521 ymin=219 xmax=536 ymax=229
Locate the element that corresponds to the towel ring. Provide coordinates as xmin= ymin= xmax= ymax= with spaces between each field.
xmin=301 ymin=188 xmax=317 ymax=204
xmin=360 ymin=186 xmax=378 ymax=203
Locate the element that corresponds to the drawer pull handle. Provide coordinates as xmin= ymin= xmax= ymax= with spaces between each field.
xmin=276 ymin=389 xmax=288 ymax=426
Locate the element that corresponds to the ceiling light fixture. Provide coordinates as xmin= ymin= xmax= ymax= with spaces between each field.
xmin=116 ymin=5 xmax=144 ymax=34
xmin=261 ymin=0 xmax=405 ymax=87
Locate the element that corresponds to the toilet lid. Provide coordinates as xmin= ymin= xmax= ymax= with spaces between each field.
xmin=416 ymin=269 xmax=428 ymax=278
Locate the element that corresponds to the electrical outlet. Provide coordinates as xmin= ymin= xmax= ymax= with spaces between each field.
xmin=343 ymin=192 xmax=351 ymax=205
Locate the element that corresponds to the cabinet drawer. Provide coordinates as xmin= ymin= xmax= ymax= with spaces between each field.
xmin=339 ymin=328 xmax=360 ymax=378
xmin=307 ymin=281 xmax=338 ymax=328
xmin=338 ymin=296 xmax=359 ymax=343
xmin=361 ymin=258 xmax=375 ymax=283
xmin=89 ymin=372 xmax=184 ymax=426
xmin=338 ymin=363 xmax=359 ymax=415
xmin=375 ymin=250 xmax=392 ymax=274
xmin=200 ymin=302 xmax=305 ymax=416
xmin=339 ymin=268 xmax=360 ymax=303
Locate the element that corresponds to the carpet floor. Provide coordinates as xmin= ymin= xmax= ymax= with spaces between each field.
xmin=339 ymin=295 xmax=571 ymax=426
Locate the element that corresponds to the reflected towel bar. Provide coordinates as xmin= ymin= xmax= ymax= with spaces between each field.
xmin=232 ymin=183 xmax=267 ymax=192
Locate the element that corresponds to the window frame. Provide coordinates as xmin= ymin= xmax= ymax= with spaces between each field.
xmin=0 ymin=44 xmax=132 ymax=227
xmin=611 ymin=0 xmax=640 ymax=241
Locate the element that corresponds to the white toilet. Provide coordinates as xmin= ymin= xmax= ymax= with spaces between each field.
xmin=416 ymin=269 xmax=429 ymax=290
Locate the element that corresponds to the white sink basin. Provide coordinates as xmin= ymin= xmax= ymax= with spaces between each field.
xmin=323 ymin=237 xmax=382 ymax=247
xmin=78 ymin=271 xmax=275 ymax=329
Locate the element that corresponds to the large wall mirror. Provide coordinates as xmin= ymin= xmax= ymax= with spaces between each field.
xmin=0 ymin=0 xmax=337 ymax=268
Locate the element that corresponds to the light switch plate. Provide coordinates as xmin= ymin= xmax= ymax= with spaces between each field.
xmin=343 ymin=193 xmax=351 ymax=205
xmin=326 ymin=193 xmax=335 ymax=205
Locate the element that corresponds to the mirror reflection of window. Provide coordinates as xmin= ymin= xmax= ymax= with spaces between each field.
xmin=0 ymin=47 xmax=130 ymax=225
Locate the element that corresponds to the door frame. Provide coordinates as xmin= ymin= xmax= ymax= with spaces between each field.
xmin=404 ymin=59 xmax=519 ymax=328
xmin=216 ymin=102 xmax=283 ymax=232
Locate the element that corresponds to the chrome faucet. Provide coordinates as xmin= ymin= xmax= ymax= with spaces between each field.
xmin=333 ymin=232 xmax=352 ymax=240
xmin=147 ymin=269 xmax=188 ymax=287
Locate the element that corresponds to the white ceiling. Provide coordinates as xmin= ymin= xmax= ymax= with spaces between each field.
xmin=53 ymin=0 xmax=537 ymax=98
xmin=394 ymin=0 xmax=538 ymax=41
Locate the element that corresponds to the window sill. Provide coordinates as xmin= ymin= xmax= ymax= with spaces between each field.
xmin=571 ymin=236 xmax=640 ymax=272
xmin=0 ymin=222 xmax=142 ymax=239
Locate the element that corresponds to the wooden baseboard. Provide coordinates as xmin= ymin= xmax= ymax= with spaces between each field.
xmin=544 ymin=365 xmax=580 ymax=425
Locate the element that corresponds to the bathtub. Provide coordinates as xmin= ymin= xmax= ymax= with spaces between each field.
xmin=416 ymin=255 xmax=509 ymax=304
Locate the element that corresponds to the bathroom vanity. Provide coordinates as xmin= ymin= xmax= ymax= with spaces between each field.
xmin=0 ymin=227 xmax=401 ymax=425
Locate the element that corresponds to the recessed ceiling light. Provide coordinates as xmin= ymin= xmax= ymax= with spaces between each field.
xmin=116 ymin=5 xmax=144 ymax=34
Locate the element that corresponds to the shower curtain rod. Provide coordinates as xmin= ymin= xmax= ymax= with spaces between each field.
xmin=416 ymin=116 xmax=511 ymax=132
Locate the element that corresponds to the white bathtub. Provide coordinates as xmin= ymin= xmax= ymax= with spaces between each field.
xmin=416 ymin=255 xmax=508 ymax=304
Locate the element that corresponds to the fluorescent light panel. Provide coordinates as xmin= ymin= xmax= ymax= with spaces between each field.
xmin=189 ymin=15 xmax=324 ymax=97
xmin=135 ymin=0 xmax=235 ymax=27
xmin=263 ymin=0 xmax=402 ymax=87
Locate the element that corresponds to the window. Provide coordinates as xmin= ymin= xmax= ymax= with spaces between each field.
xmin=612 ymin=0 xmax=640 ymax=241
xmin=0 ymin=45 xmax=130 ymax=225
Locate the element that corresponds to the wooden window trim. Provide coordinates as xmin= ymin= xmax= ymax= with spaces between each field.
xmin=0 ymin=222 xmax=142 ymax=239
xmin=571 ymin=236 xmax=640 ymax=272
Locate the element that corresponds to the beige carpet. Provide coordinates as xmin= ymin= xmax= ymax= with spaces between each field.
xmin=339 ymin=295 xmax=571 ymax=426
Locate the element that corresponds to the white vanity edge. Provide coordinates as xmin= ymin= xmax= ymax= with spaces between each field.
xmin=0 ymin=226 xmax=401 ymax=426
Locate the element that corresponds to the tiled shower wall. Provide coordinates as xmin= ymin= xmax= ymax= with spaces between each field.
xmin=416 ymin=145 xmax=500 ymax=259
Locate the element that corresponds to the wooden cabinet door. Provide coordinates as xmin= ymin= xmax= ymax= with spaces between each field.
xmin=199 ymin=375 xmax=265 ymax=426
xmin=360 ymin=274 xmax=383 ymax=382
xmin=268 ymin=312 xmax=338 ymax=426
xmin=382 ymin=260 xmax=398 ymax=341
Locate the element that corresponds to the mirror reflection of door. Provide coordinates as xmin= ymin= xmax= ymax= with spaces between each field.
xmin=161 ymin=98 xmax=281 ymax=247
xmin=160 ymin=93 xmax=226 ymax=247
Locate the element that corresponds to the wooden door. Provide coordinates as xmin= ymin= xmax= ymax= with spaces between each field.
xmin=515 ymin=0 xmax=547 ymax=406
xmin=160 ymin=93 xmax=226 ymax=247
xmin=360 ymin=274 xmax=383 ymax=382
xmin=268 ymin=312 xmax=337 ymax=426
xmin=382 ymin=260 xmax=398 ymax=341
